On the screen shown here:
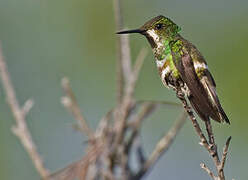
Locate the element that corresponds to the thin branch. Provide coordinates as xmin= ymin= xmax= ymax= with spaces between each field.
xmin=200 ymin=163 xmax=217 ymax=180
xmin=135 ymin=138 xmax=146 ymax=166
xmin=120 ymin=35 xmax=132 ymax=83
xmin=131 ymin=48 xmax=148 ymax=83
xmin=48 ymin=160 xmax=81 ymax=180
xmin=125 ymin=48 xmax=147 ymax=98
xmin=95 ymin=109 xmax=113 ymax=137
xmin=48 ymin=109 xmax=114 ymax=180
xmin=113 ymin=0 xmax=125 ymax=104
xmin=49 ymin=141 xmax=105 ymax=180
xmin=204 ymin=120 xmax=215 ymax=145
xmin=0 ymin=45 xmax=49 ymax=178
xmin=22 ymin=99 xmax=34 ymax=117
xmin=175 ymin=89 xmax=231 ymax=180
xmin=136 ymin=100 xmax=182 ymax=108
xmin=125 ymin=102 xmax=158 ymax=154
xmin=113 ymin=47 xmax=148 ymax=147
xmin=127 ymin=100 xmax=182 ymax=128
xmin=133 ymin=111 xmax=187 ymax=179
xmin=112 ymin=3 xmax=151 ymax=174
xmin=61 ymin=77 xmax=94 ymax=138
xmin=220 ymin=136 xmax=232 ymax=173
xmin=176 ymin=90 xmax=210 ymax=151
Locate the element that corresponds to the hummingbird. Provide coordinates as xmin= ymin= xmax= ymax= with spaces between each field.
xmin=117 ymin=15 xmax=229 ymax=124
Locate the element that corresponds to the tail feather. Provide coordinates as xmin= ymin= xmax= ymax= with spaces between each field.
xmin=219 ymin=105 xmax=230 ymax=124
xmin=188 ymin=94 xmax=209 ymax=121
xmin=202 ymin=76 xmax=230 ymax=124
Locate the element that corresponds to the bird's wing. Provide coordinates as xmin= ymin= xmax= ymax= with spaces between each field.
xmin=171 ymin=36 xmax=229 ymax=123
xmin=189 ymin=42 xmax=229 ymax=124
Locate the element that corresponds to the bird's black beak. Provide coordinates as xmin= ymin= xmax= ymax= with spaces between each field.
xmin=116 ymin=28 xmax=146 ymax=35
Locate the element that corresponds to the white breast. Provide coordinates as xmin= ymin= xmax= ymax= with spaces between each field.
xmin=146 ymin=29 xmax=164 ymax=51
xmin=155 ymin=56 xmax=171 ymax=88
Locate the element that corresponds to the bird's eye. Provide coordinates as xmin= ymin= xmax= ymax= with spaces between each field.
xmin=155 ymin=23 xmax=163 ymax=30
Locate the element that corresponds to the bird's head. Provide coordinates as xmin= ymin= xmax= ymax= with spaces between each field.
xmin=117 ymin=15 xmax=181 ymax=48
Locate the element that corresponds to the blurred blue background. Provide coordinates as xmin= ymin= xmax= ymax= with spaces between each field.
xmin=0 ymin=0 xmax=247 ymax=179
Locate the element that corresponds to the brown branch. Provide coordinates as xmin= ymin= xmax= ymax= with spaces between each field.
xmin=176 ymin=89 xmax=231 ymax=180
xmin=136 ymin=100 xmax=182 ymax=108
xmin=49 ymin=141 xmax=105 ymax=180
xmin=200 ymin=163 xmax=217 ymax=180
xmin=125 ymin=102 xmax=158 ymax=154
xmin=112 ymin=0 xmax=150 ymax=151
xmin=135 ymin=138 xmax=146 ymax=166
xmin=132 ymin=48 xmax=148 ymax=83
xmin=125 ymin=48 xmax=147 ymax=98
xmin=61 ymin=77 xmax=94 ymax=139
xmin=220 ymin=136 xmax=232 ymax=175
xmin=133 ymin=111 xmax=187 ymax=179
xmin=113 ymin=0 xmax=125 ymax=104
xmin=22 ymin=99 xmax=34 ymax=118
xmin=120 ymin=35 xmax=132 ymax=83
xmin=0 ymin=45 xmax=50 ymax=178
xmin=126 ymin=100 xmax=182 ymax=129
xmin=176 ymin=90 xmax=210 ymax=149
xmin=113 ymin=47 xmax=147 ymax=147
xmin=48 ymin=109 xmax=114 ymax=180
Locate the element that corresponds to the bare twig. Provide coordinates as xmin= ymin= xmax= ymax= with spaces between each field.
xmin=125 ymin=102 xmax=158 ymax=154
xmin=112 ymin=0 xmax=149 ymax=151
xmin=113 ymin=0 xmax=125 ymax=104
xmin=127 ymin=100 xmax=182 ymax=128
xmin=136 ymin=100 xmax=181 ymax=107
xmin=95 ymin=109 xmax=113 ymax=138
xmin=135 ymin=138 xmax=146 ymax=166
xmin=205 ymin=120 xmax=215 ymax=145
xmin=176 ymin=89 xmax=231 ymax=180
xmin=0 ymin=45 xmax=49 ymax=178
xmin=49 ymin=140 xmax=104 ymax=180
xmin=61 ymin=77 xmax=94 ymax=138
xmin=125 ymin=48 xmax=147 ymax=99
xmin=133 ymin=111 xmax=187 ymax=179
xmin=200 ymin=163 xmax=217 ymax=180
xmin=49 ymin=160 xmax=81 ymax=180
xmin=22 ymin=99 xmax=34 ymax=117
xmin=113 ymin=48 xmax=147 ymax=147
xmin=220 ymin=136 xmax=232 ymax=173
xmin=120 ymin=35 xmax=132 ymax=83
xmin=132 ymin=48 xmax=148 ymax=83
xmin=176 ymin=90 xmax=210 ymax=150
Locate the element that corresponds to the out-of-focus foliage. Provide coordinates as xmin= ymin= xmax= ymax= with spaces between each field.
xmin=0 ymin=0 xmax=247 ymax=179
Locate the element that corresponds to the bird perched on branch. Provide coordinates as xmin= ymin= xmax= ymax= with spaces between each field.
xmin=117 ymin=15 xmax=229 ymax=124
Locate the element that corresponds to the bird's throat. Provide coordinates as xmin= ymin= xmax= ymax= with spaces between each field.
xmin=152 ymin=39 xmax=171 ymax=60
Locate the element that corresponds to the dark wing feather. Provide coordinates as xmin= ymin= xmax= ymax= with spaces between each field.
xmin=171 ymin=36 xmax=229 ymax=123
xmin=173 ymin=48 xmax=216 ymax=122
xmin=189 ymin=41 xmax=229 ymax=123
xmin=200 ymin=70 xmax=230 ymax=123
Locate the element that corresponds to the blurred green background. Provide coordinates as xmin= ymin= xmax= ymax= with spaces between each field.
xmin=0 ymin=0 xmax=247 ymax=179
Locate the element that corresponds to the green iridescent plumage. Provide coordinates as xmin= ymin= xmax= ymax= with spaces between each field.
xmin=117 ymin=15 xmax=229 ymax=124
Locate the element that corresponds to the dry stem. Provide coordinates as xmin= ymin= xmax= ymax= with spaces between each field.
xmin=0 ymin=45 xmax=49 ymax=178
xmin=133 ymin=111 xmax=187 ymax=179
xmin=176 ymin=89 xmax=231 ymax=180
xmin=113 ymin=0 xmax=125 ymax=104
xmin=61 ymin=77 xmax=94 ymax=138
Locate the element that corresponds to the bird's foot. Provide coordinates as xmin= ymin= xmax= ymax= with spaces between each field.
xmin=176 ymin=89 xmax=185 ymax=99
